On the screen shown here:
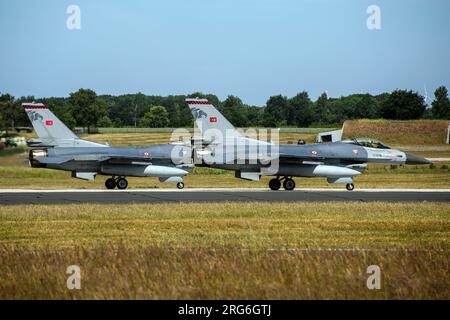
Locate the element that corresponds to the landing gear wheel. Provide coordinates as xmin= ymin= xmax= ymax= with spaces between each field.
xmin=346 ymin=183 xmax=354 ymax=191
xmin=283 ymin=178 xmax=296 ymax=191
xmin=116 ymin=178 xmax=128 ymax=190
xmin=269 ymin=178 xmax=281 ymax=191
xmin=177 ymin=182 xmax=185 ymax=189
xmin=105 ymin=178 xmax=116 ymax=189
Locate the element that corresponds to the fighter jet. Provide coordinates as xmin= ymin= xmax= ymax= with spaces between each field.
xmin=23 ymin=103 xmax=191 ymax=189
xmin=186 ymin=98 xmax=431 ymax=191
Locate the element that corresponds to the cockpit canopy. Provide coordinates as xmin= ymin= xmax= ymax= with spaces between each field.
xmin=341 ymin=137 xmax=391 ymax=149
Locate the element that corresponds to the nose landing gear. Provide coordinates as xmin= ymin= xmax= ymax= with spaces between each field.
xmin=346 ymin=183 xmax=355 ymax=191
xmin=176 ymin=182 xmax=185 ymax=189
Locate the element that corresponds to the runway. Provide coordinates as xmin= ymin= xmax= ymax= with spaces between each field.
xmin=1 ymin=188 xmax=449 ymax=205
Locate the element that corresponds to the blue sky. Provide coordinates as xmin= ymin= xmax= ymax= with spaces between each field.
xmin=0 ymin=0 xmax=449 ymax=105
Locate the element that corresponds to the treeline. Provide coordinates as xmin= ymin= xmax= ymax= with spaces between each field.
xmin=1 ymin=87 xmax=449 ymax=132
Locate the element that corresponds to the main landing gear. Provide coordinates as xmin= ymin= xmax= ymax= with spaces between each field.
xmin=269 ymin=177 xmax=296 ymax=191
xmin=176 ymin=182 xmax=185 ymax=189
xmin=105 ymin=177 xmax=128 ymax=190
xmin=346 ymin=183 xmax=355 ymax=191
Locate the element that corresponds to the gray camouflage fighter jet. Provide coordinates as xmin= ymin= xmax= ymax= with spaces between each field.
xmin=23 ymin=103 xmax=192 ymax=189
xmin=186 ymin=98 xmax=431 ymax=191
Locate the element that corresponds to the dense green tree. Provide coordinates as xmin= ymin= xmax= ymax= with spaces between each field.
xmin=0 ymin=93 xmax=16 ymax=136
xmin=334 ymin=94 xmax=379 ymax=120
xmin=314 ymin=92 xmax=334 ymax=124
xmin=245 ymin=106 xmax=264 ymax=127
xmin=263 ymin=95 xmax=288 ymax=127
xmin=103 ymin=95 xmax=135 ymax=127
xmin=139 ymin=106 xmax=169 ymax=128
xmin=359 ymin=94 xmax=379 ymax=118
xmin=222 ymin=95 xmax=248 ymax=127
xmin=431 ymin=86 xmax=450 ymax=119
xmin=97 ymin=115 xmax=113 ymax=127
xmin=380 ymin=90 xmax=425 ymax=120
xmin=68 ymin=88 xmax=106 ymax=132
xmin=2 ymin=88 xmax=444 ymax=131
xmin=288 ymin=92 xmax=314 ymax=127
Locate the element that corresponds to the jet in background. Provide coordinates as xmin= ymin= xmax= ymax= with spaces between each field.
xmin=23 ymin=103 xmax=191 ymax=189
xmin=186 ymin=98 xmax=431 ymax=191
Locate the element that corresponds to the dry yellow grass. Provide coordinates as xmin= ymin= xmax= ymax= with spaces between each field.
xmin=1 ymin=202 xmax=448 ymax=249
xmin=0 ymin=163 xmax=449 ymax=189
xmin=1 ymin=247 xmax=448 ymax=299
xmin=0 ymin=202 xmax=449 ymax=299
xmin=343 ymin=119 xmax=450 ymax=146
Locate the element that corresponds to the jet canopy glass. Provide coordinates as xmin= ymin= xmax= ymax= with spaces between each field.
xmin=342 ymin=137 xmax=391 ymax=149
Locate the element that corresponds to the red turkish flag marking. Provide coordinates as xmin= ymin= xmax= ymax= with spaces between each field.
xmin=45 ymin=120 xmax=53 ymax=126
xmin=209 ymin=117 xmax=217 ymax=123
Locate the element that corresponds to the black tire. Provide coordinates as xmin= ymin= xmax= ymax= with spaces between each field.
xmin=346 ymin=183 xmax=354 ymax=191
xmin=283 ymin=178 xmax=296 ymax=191
xmin=105 ymin=178 xmax=116 ymax=190
xmin=116 ymin=178 xmax=128 ymax=190
xmin=269 ymin=178 xmax=281 ymax=191
xmin=177 ymin=182 xmax=185 ymax=189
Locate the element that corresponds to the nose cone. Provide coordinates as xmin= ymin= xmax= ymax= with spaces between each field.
xmin=405 ymin=152 xmax=431 ymax=165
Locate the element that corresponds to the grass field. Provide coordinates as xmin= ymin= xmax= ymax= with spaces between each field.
xmin=1 ymin=247 xmax=447 ymax=299
xmin=343 ymin=119 xmax=450 ymax=147
xmin=0 ymin=202 xmax=449 ymax=299
xmin=1 ymin=203 xmax=448 ymax=248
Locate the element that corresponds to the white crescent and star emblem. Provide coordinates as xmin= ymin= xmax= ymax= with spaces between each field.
xmin=311 ymin=150 xmax=318 ymax=155
xmin=143 ymin=151 xmax=150 ymax=156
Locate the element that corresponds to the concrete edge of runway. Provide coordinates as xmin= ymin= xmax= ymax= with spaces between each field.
xmin=1 ymin=188 xmax=450 ymax=193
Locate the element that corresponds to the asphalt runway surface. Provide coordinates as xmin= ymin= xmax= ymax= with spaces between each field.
xmin=1 ymin=188 xmax=449 ymax=205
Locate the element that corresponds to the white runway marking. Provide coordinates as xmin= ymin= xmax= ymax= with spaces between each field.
xmin=427 ymin=158 xmax=450 ymax=162
xmin=1 ymin=188 xmax=450 ymax=193
xmin=265 ymin=248 xmax=448 ymax=252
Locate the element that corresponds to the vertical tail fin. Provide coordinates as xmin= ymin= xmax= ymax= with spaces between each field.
xmin=186 ymin=98 xmax=241 ymax=137
xmin=22 ymin=102 xmax=106 ymax=147
xmin=23 ymin=103 xmax=77 ymax=140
